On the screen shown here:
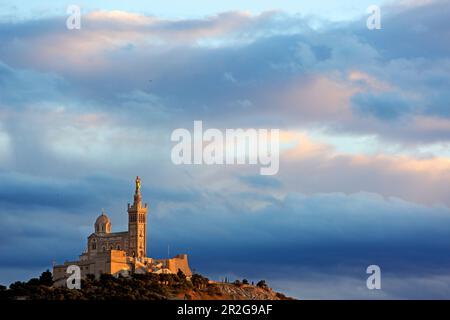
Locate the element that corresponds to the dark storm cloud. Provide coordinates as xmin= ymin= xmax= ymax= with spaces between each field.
xmin=1 ymin=168 xmax=450 ymax=298
xmin=0 ymin=171 xmax=205 ymax=213
xmin=147 ymin=191 xmax=450 ymax=298
xmin=0 ymin=172 xmax=122 ymax=211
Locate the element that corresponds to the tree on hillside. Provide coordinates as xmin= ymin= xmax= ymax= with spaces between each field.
xmin=256 ymin=280 xmax=268 ymax=289
xmin=177 ymin=269 xmax=186 ymax=281
xmin=191 ymin=274 xmax=209 ymax=290
xmin=39 ymin=270 xmax=54 ymax=286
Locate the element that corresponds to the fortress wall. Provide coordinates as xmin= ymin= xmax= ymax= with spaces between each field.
xmin=166 ymin=254 xmax=192 ymax=277
xmin=53 ymin=252 xmax=193 ymax=287
xmin=53 ymin=249 xmax=132 ymax=285
xmin=53 ymin=262 xmax=93 ymax=286
xmin=109 ymin=250 xmax=131 ymax=276
xmin=53 ymin=265 xmax=67 ymax=284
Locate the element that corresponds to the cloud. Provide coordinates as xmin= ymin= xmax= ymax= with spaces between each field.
xmin=356 ymin=0 xmax=450 ymax=60
xmin=0 ymin=172 xmax=124 ymax=211
xmin=0 ymin=3 xmax=449 ymax=201
xmin=2 ymin=174 xmax=450 ymax=299
xmin=149 ymin=190 xmax=450 ymax=298
xmin=0 ymin=61 xmax=69 ymax=109
xmin=238 ymin=175 xmax=282 ymax=189
xmin=279 ymin=132 xmax=450 ymax=206
xmin=0 ymin=2 xmax=448 ymax=145
xmin=271 ymin=271 xmax=450 ymax=299
xmin=351 ymin=91 xmax=415 ymax=120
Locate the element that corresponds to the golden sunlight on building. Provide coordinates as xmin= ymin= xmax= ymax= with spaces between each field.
xmin=52 ymin=177 xmax=191 ymax=285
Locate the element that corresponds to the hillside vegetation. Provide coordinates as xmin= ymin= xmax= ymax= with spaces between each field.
xmin=0 ymin=270 xmax=292 ymax=300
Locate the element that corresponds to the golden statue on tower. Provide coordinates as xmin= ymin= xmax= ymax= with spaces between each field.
xmin=135 ymin=176 xmax=141 ymax=193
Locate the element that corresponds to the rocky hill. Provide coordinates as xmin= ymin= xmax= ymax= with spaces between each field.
xmin=176 ymin=282 xmax=292 ymax=300
xmin=0 ymin=270 xmax=293 ymax=300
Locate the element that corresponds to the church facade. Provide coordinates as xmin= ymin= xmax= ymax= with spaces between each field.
xmin=53 ymin=177 xmax=192 ymax=285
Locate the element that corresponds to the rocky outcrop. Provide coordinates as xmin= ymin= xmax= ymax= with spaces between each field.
xmin=176 ymin=283 xmax=293 ymax=300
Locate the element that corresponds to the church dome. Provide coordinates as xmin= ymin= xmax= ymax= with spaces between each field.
xmin=94 ymin=210 xmax=111 ymax=234
xmin=95 ymin=212 xmax=110 ymax=225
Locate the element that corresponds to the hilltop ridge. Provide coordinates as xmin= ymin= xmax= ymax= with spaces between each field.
xmin=0 ymin=270 xmax=293 ymax=300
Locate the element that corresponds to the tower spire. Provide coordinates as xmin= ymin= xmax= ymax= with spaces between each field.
xmin=134 ymin=176 xmax=142 ymax=207
xmin=128 ymin=176 xmax=148 ymax=259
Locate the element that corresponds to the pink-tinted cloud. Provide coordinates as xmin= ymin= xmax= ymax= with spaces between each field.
xmin=279 ymin=132 xmax=450 ymax=205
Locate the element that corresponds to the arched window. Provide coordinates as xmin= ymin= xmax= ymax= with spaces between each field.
xmin=102 ymin=246 xmax=106 ymax=252
xmin=116 ymin=245 xmax=121 ymax=250
xmin=92 ymin=241 xmax=97 ymax=250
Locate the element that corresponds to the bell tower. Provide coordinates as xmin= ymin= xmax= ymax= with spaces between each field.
xmin=127 ymin=176 xmax=148 ymax=259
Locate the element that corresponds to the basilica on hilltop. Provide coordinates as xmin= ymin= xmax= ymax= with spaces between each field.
xmin=53 ymin=177 xmax=192 ymax=285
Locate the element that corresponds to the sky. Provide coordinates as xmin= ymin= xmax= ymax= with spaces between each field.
xmin=2 ymin=0 xmax=391 ymax=21
xmin=0 ymin=0 xmax=450 ymax=299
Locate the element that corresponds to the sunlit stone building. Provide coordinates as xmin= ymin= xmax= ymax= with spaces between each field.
xmin=53 ymin=177 xmax=192 ymax=285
